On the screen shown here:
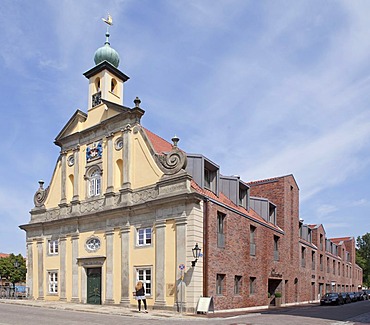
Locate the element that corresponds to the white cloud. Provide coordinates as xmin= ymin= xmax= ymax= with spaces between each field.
xmin=316 ymin=204 xmax=338 ymax=219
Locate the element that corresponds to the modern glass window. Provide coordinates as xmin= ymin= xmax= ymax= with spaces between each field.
xmin=249 ymin=277 xmax=256 ymax=295
xmin=136 ymin=268 xmax=151 ymax=296
xmin=89 ymin=169 xmax=101 ymax=197
xmin=234 ymin=275 xmax=242 ymax=295
xmin=204 ymin=168 xmax=211 ymax=189
xmin=327 ymin=257 xmax=330 ymax=273
xmin=301 ymin=247 xmax=306 ymax=267
xmin=217 ymin=212 xmax=226 ymax=248
xmin=273 ymin=236 xmax=279 ymax=261
xmin=311 ymin=251 xmax=316 ymax=270
xmin=333 ymin=260 xmax=336 ymax=275
xmin=48 ymin=240 xmax=59 ymax=255
xmin=48 ymin=271 xmax=58 ymax=294
xmin=216 ymin=274 xmax=225 ymax=295
xmin=250 ymin=226 xmax=256 ymax=256
xmin=137 ymin=228 xmax=152 ymax=246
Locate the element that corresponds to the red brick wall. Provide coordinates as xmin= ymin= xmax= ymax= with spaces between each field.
xmin=204 ymin=199 xmax=285 ymax=310
xmin=203 ymin=175 xmax=362 ymax=310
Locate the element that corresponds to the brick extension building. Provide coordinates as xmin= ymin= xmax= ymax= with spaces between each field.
xmin=194 ymin=174 xmax=362 ymax=310
xmin=20 ymin=25 xmax=362 ymax=312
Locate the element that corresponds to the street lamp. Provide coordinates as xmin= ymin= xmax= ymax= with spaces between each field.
xmin=191 ymin=243 xmax=201 ymax=267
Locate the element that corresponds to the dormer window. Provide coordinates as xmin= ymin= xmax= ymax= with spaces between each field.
xmin=185 ymin=154 xmax=219 ymax=195
xmin=203 ymin=159 xmax=218 ymax=193
xmin=239 ymin=188 xmax=245 ymax=205
xmin=204 ymin=168 xmax=211 ymax=189
xmin=238 ymin=182 xmax=249 ymax=210
xmin=308 ymin=228 xmax=312 ymax=243
xmin=268 ymin=203 xmax=276 ymax=224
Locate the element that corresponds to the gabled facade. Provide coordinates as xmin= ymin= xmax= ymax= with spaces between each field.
xmin=20 ymin=28 xmax=362 ymax=313
xmin=20 ymin=31 xmax=203 ymax=310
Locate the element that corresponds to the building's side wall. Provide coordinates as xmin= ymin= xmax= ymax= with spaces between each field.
xmin=205 ymin=199 xmax=284 ymax=310
xmin=249 ymin=176 xmax=301 ymax=304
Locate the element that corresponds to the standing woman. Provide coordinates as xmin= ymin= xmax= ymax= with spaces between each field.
xmin=135 ymin=281 xmax=148 ymax=313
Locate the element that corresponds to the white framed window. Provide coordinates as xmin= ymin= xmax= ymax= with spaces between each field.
xmin=88 ymin=168 xmax=101 ymax=197
xmin=137 ymin=228 xmax=152 ymax=246
xmin=48 ymin=271 xmax=58 ymax=294
xmin=136 ymin=268 xmax=152 ymax=296
xmin=48 ymin=240 xmax=59 ymax=255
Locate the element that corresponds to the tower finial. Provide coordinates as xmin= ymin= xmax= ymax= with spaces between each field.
xmin=102 ymin=14 xmax=113 ymax=43
xmin=102 ymin=14 xmax=113 ymax=26
xmin=94 ymin=13 xmax=120 ymax=67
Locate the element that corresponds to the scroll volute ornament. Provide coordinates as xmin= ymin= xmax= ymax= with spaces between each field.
xmin=156 ymin=135 xmax=187 ymax=175
xmin=34 ymin=180 xmax=49 ymax=207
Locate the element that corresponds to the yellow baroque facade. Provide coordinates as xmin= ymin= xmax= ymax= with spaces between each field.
xmin=20 ymin=31 xmax=203 ymax=311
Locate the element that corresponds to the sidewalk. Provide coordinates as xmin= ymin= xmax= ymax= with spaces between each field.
xmin=0 ymin=298 xmax=193 ymax=319
xmin=0 ymin=298 xmax=312 ymax=320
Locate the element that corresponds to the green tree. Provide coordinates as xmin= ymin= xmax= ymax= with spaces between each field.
xmin=0 ymin=253 xmax=26 ymax=288
xmin=356 ymin=233 xmax=370 ymax=288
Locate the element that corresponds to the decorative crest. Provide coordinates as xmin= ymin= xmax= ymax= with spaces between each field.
xmin=34 ymin=180 xmax=49 ymax=208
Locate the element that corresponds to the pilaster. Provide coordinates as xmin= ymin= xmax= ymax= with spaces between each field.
xmin=105 ymin=229 xmax=115 ymax=304
xmin=59 ymin=151 xmax=68 ymax=206
xmin=71 ymin=233 xmax=79 ymax=303
xmin=71 ymin=146 xmax=80 ymax=213
xmin=104 ymin=133 xmax=115 ymax=206
xmin=36 ymin=238 xmax=44 ymax=300
xmin=26 ymin=240 xmax=33 ymax=299
xmin=122 ymin=125 xmax=131 ymax=189
xmin=154 ymin=220 xmax=167 ymax=307
xmin=59 ymin=236 xmax=67 ymax=301
xmin=175 ymin=217 xmax=187 ymax=311
xmin=120 ymin=224 xmax=131 ymax=305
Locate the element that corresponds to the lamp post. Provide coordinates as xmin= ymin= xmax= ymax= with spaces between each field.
xmin=191 ymin=243 xmax=201 ymax=267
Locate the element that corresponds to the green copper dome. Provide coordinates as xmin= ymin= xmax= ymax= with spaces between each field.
xmin=94 ymin=32 xmax=120 ymax=68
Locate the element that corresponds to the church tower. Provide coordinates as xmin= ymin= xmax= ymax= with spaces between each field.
xmin=84 ymin=26 xmax=129 ymax=110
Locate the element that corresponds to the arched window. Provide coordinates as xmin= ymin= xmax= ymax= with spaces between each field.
xmin=95 ymin=78 xmax=101 ymax=92
xmin=88 ymin=167 xmax=101 ymax=197
xmin=111 ymin=78 xmax=117 ymax=93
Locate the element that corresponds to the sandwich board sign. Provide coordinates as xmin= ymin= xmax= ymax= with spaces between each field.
xmin=196 ymin=296 xmax=214 ymax=314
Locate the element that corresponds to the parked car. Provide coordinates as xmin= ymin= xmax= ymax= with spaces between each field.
xmin=341 ymin=292 xmax=351 ymax=304
xmin=14 ymin=285 xmax=27 ymax=298
xmin=354 ymin=291 xmax=363 ymax=301
xmin=320 ymin=293 xmax=344 ymax=305
xmin=362 ymin=290 xmax=370 ymax=300
xmin=348 ymin=292 xmax=356 ymax=302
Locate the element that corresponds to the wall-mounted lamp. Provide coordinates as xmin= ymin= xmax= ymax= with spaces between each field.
xmin=191 ymin=243 xmax=201 ymax=267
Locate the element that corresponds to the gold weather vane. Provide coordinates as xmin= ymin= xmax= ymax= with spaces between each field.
xmin=102 ymin=14 xmax=113 ymax=26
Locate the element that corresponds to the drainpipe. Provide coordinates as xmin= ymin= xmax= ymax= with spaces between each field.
xmin=203 ymin=198 xmax=208 ymax=297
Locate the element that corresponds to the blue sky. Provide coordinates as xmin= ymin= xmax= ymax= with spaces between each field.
xmin=1 ymin=0 xmax=370 ymax=255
